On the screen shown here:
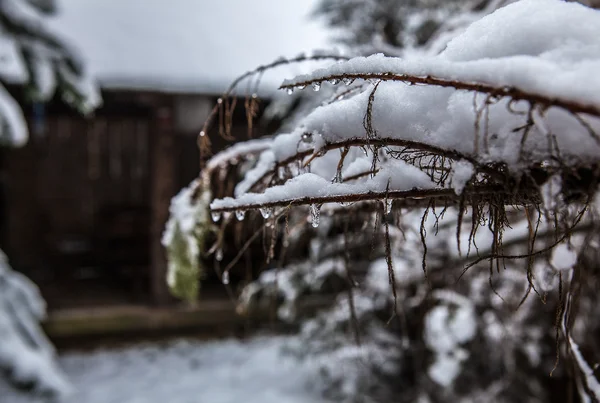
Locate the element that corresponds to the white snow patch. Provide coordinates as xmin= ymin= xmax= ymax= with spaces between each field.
xmin=424 ymin=290 xmax=477 ymax=388
xmin=450 ymin=160 xmax=474 ymax=195
xmin=550 ymin=242 xmax=578 ymax=272
xmin=1 ymin=336 xmax=326 ymax=403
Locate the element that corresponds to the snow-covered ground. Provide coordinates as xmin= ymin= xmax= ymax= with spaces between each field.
xmin=1 ymin=336 xmax=327 ymax=403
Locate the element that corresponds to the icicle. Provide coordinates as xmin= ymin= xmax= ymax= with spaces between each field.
xmin=384 ymin=198 xmax=393 ymax=214
xmin=219 ymin=164 xmax=228 ymax=181
xmin=287 ymin=88 xmax=294 ymax=95
xmin=235 ymin=210 xmax=246 ymax=221
xmin=260 ymin=207 xmax=273 ymax=219
xmin=211 ymin=211 xmax=221 ymax=222
xmin=329 ymin=78 xmax=340 ymax=85
xmin=333 ymin=168 xmax=342 ymax=183
xmin=343 ymin=77 xmax=354 ymax=86
xmin=222 ymin=270 xmax=230 ymax=285
xmin=312 ymin=82 xmax=321 ymax=92
xmin=310 ymin=204 xmax=321 ymax=228
xmin=278 ymin=166 xmax=286 ymax=180
xmin=216 ymin=248 xmax=224 ymax=261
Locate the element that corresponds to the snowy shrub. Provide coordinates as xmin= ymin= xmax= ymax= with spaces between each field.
xmin=168 ymin=0 xmax=600 ymax=402
xmin=0 ymin=0 xmax=100 ymax=145
xmin=0 ymin=0 xmax=100 ymax=396
xmin=0 ymin=251 xmax=70 ymax=396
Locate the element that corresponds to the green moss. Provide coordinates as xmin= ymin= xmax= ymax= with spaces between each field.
xmin=166 ymin=222 xmax=202 ymax=302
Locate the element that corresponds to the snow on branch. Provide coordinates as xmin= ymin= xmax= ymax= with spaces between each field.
xmin=280 ymin=53 xmax=600 ymax=119
xmin=206 ymin=0 xmax=600 ymax=219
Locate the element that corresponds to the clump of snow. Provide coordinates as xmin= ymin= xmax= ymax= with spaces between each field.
xmin=550 ymin=242 xmax=578 ymax=272
xmin=234 ymin=150 xmax=275 ymax=197
xmin=424 ymin=290 xmax=477 ymax=388
xmin=450 ymin=160 xmax=474 ymax=195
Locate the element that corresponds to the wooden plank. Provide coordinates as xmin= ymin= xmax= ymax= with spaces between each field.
xmin=42 ymin=295 xmax=335 ymax=340
xmin=149 ymin=104 xmax=176 ymax=306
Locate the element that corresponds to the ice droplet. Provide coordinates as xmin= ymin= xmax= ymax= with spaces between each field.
xmin=343 ymin=77 xmax=354 ymax=86
xmin=310 ymin=204 xmax=321 ymax=228
xmin=211 ymin=211 xmax=221 ymax=222
xmin=216 ymin=248 xmax=223 ymax=261
xmin=297 ymin=84 xmax=306 ymax=90
xmin=286 ymin=88 xmax=294 ymax=95
xmin=260 ymin=207 xmax=273 ymax=219
xmin=217 ymin=98 xmax=223 ymax=104
xmin=329 ymin=78 xmax=340 ymax=85
xmin=278 ymin=166 xmax=286 ymax=180
xmin=222 ymin=270 xmax=230 ymax=285
xmin=312 ymin=82 xmax=321 ymax=92
xmin=199 ymin=130 xmax=205 ymax=137
xmin=384 ymin=198 xmax=392 ymax=214
xmin=235 ymin=210 xmax=246 ymax=221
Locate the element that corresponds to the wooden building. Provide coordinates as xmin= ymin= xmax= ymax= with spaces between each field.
xmin=0 ymin=0 xmax=328 ymax=312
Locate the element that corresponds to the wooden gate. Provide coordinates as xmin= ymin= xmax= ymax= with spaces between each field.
xmin=3 ymin=114 xmax=153 ymax=306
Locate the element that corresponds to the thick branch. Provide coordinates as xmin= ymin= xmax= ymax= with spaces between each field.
xmin=211 ymin=185 xmax=539 ymax=214
xmin=280 ymin=73 xmax=600 ymax=118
